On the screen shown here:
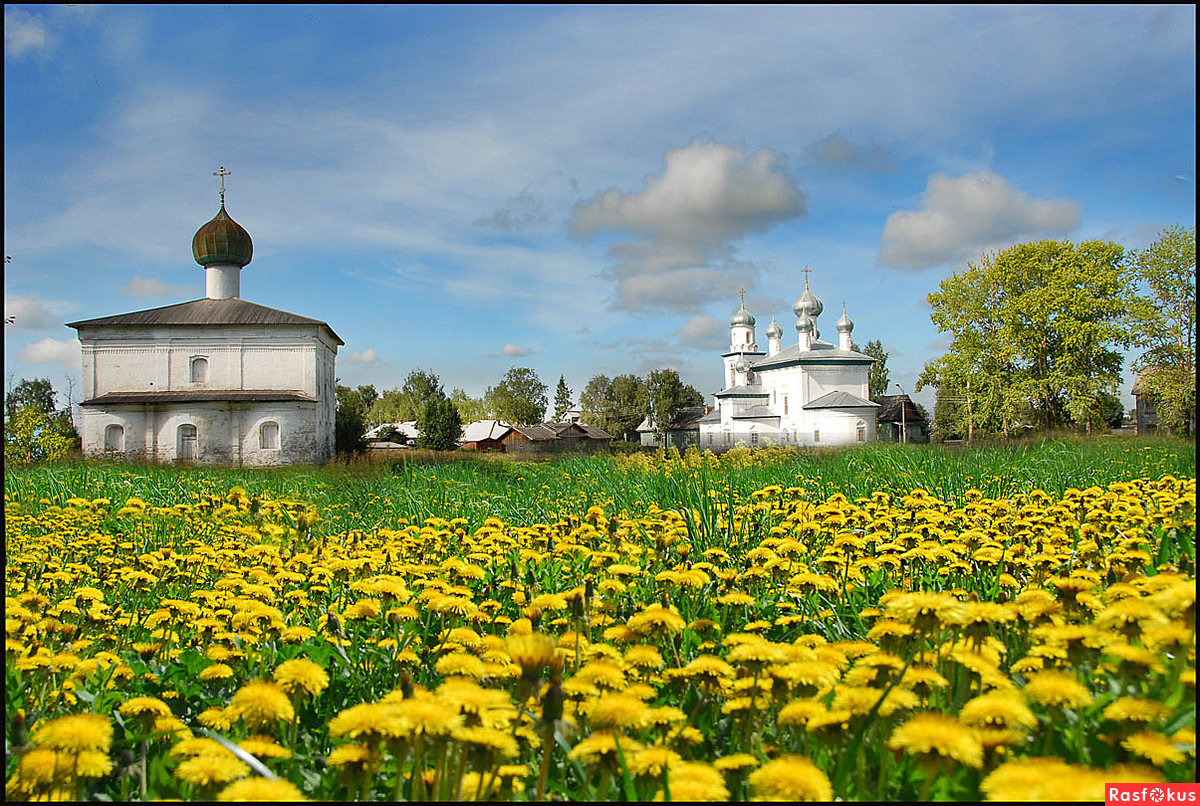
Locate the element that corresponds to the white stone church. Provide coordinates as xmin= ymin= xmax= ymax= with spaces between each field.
xmin=697 ymin=277 xmax=878 ymax=450
xmin=67 ymin=183 xmax=342 ymax=465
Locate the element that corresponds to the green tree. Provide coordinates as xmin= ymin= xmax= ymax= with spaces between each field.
xmin=4 ymin=378 xmax=79 ymax=463
xmin=643 ymin=369 xmax=704 ymax=441
xmin=1129 ymin=224 xmax=1196 ymax=434
xmin=369 ymin=369 xmax=443 ymax=425
xmin=6 ymin=377 xmax=59 ymax=420
xmin=335 ymin=383 xmax=369 ymax=454
xmin=920 ymin=239 xmax=1131 ymax=437
xmin=484 ymin=367 xmax=548 ymax=425
xmin=578 ymin=373 xmax=648 ymax=441
xmin=552 ymin=375 xmax=573 ymax=422
xmin=862 ymin=340 xmax=890 ymax=402
xmin=417 ymin=397 xmax=462 ymax=451
xmin=4 ymin=406 xmax=75 ymax=464
xmin=448 ymin=389 xmax=488 ymax=424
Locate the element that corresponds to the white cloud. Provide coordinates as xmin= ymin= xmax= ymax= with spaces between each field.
xmin=501 ymin=344 xmax=534 ymax=357
xmin=121 ymin=276 xmax=199 ymax=299
xmin=347 ymin=348 xmax=379 ymax=364
xmin=4 ymin=297 xmax=62 ymax=331
xmin=878 ymin=171 xmax=1082 ymax=270
xmin=573 ymin=140 xmax=806 ymax=313
xmin=19 ymin=337 xmax=81 ymax=367
xmin=4 ymin=9 xmax=45 ymax=57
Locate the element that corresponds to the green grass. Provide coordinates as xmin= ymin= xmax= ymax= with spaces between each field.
xmin=4 ymin=436 xmax=1193 ymax=534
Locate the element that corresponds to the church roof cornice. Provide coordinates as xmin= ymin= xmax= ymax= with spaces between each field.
xmin=67 ymin=297 xmax=344 ymax=345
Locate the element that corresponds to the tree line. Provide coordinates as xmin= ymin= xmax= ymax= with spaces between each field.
xmin=335 ymin=366 xmax=705 ymax=454
xmin=917 ymin=225 xmax=1194 ymax=441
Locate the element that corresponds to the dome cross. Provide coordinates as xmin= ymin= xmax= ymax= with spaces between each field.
xmin=213 ymin=166 xmax=231 ymax=205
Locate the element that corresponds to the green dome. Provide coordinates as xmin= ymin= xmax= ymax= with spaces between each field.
xmin=192 ymin=204 xmax=253 ymax=268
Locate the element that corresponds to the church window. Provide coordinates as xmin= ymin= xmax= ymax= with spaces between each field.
xmin=813 ymin=428 xmax=820 ymax=444
xmin=783 ymin=396 xmax=788 ymax=415
xmin=751 ymin=431 xmax=758 ymax=445
xmin=190 ymin=357 xmax=208 ymax=384
xmin=260 ymin=421 xmax=280 ymax=450
xmin=104 ymin=424 xmax=124 ymax=453
xmin=857 ymin=426 xmax=866 ymax=442
xmin=178 ymin=424 xmax=197 ymax=460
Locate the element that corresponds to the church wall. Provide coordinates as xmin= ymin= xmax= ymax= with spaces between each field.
xmin=81 ymin=401 xmax=324 ymax=465
xmin=79 ymin=325 xmax=333 ymax=397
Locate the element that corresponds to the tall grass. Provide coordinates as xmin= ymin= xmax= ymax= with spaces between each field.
xmin=4 ymin=437 xmax=1193 ymax=534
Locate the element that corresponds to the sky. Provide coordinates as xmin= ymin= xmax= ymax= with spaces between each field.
xmin=4 ymin=4 xmax=1195 ymax=418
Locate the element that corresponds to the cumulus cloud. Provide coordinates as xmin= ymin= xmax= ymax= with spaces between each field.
xmin=879 ymin=170 xmax=1082 ymax=270
xmin=4 ymin=297 xmax=62 ymax=331
xmin=347 ymin=348 xmax=379 ymax=364
xmin=803 ymin=133 xmax=895 ymax=173
xmin=677 ymin=315 xmax=728 ymax=351
xmin=121 ymin=276 xmax=199 ymax=300
xmin=573 ymin=140 xmax=806 ymax=313
xmin=501 ymin=344 xmax=534 ymax=357
xmin=19 ymin=337 xmax=81 ymax=367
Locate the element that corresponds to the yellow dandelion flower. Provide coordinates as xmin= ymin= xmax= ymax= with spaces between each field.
xmin=567 ymin=730 xmax=644 ymax=766
xmin=629 ymin=744 xmax=683 ymax=777
xmin=272 ymin=659 xmax=329 ymax=698
xmin=229 ymin=680 xmax=295 ymax=730
xmin=1023 ymin=670 xmax=1093 ymax=709
xmin=747 ymin=755 xmax=833 ymax=801
xmin=452 ymin=725 xmax=520 ymax=758
xmin=655 ymin=760 xmax=729 ymax=801
xmin=583 ymin=692 xmax=654 ymax=730
xmin=33 ymin=713 xmax=113 ymax=754
xmin=119 ymin=696 xmax=174 ymax=720
xmin=325 ymin=742 xmax=373 ymax=769
xmin=200 ymin=664 xmax=235 ymax=682
xmin=216 ymin=776 xmax=306 ymax=801
xmin=1103 ymin=697 xmax=1167 ymax=723
xmin=888 ymin=713 xmax=984 ymax=769
xmin=959 ymin=691 xmax=1036 ymax=732
xmin=626 ymin=603 xmax=686 ymax=638
xmin=1121 ymin=731 xmax=1187 ymax=766
xmin=237 ymin=735 xmax=292 ymax=760
xmin=173 ymin=752 xmax=250 ymax=787
xmin=435 ymin=652 xmax=486 ymax=680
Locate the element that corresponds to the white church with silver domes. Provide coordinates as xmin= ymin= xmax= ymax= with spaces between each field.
xmin=697 ymin=275 xmax=878 ymax=450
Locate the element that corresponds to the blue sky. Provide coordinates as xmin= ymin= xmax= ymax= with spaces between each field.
xmin=4 ymin=5 xmax=1195 ymax=417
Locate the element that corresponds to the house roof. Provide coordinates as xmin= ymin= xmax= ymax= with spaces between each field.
xmin=752 ymin=340 xmax=874 ymax=370
xmin=365 ymin=421 xmax=419 ymax=440
xmin=803 ymin=390 xmax=878 ymax=410
xmin=67 ymin=297 xmax=344 ymax=345
xmin=459 ymin=419 xmax=512 ymax=443
xmin=876 ymin=395 xmax=926 ymax=423
xmin=714 ymin=384 xmax=769 ymax=398
xmin=81 ymin=390 xmax=316 ymax=406
xmin=732 ymin=404 xmax=780 ymax=420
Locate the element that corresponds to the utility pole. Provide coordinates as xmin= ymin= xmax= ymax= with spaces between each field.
xmin=894 ymin=383 xmax=907 ymax=444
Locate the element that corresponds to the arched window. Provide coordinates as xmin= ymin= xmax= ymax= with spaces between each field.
xmin=260 ymin=421 xmax=280 ymax=450
xmin=104 ymin=424 xmax=124 ymax=453
xmin=190 ymin=357 xmax=208 ymax=384
xmin=178 ymin=424 xmax=197 ymax=460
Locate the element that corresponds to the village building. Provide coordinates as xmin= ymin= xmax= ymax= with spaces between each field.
xmin=458 ymin=419 xmax=512 ymax=452
xmin=67 ymin=173 xmax=342 ymax=465
xmin=500 ymin=422 xmax=612 ymax=455
xmin=875 ymin=394 xmax=929 ymax=443
xmin=637 ymin=406 xmax=714 ymax=450
xmin=697 ymin=276 xmax=877 ymax=450
xmin=1132 ymin=369 xmax=1196 ymax=436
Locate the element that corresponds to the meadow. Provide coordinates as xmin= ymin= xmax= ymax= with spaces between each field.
xmin=4 ymin=437 xmax=1195 ymax=801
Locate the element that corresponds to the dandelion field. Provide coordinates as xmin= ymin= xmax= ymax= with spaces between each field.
xmin=5 ymin=439 xmax=1196 ymax=801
